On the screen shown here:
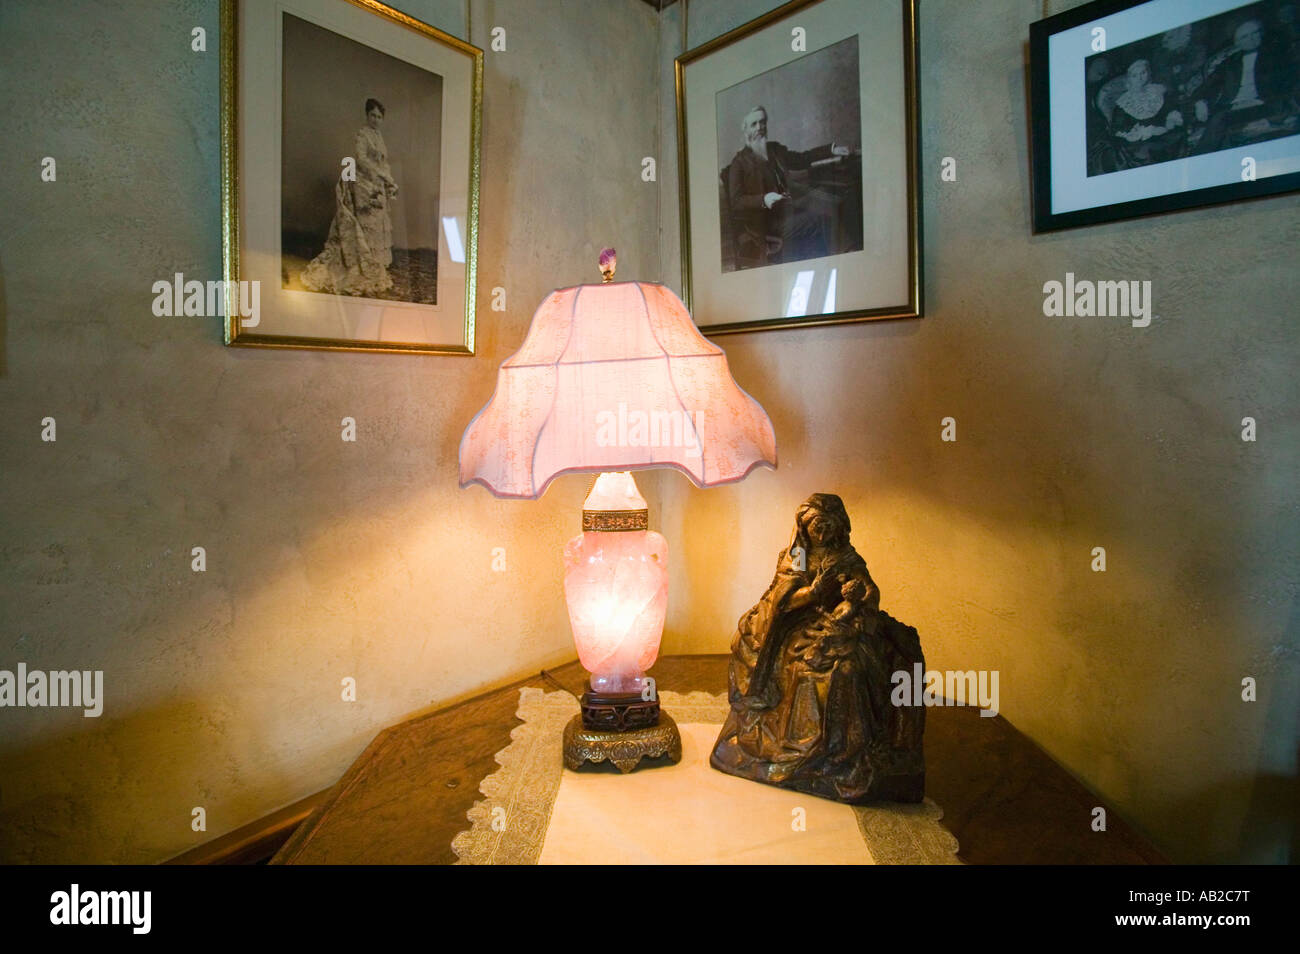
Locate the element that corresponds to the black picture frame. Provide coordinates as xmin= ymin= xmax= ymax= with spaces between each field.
xmin=1029 ymin=0 xmax=1300 ymax=232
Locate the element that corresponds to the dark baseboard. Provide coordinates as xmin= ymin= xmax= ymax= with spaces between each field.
xmin=164 ymin=789 xmax=331 ymax=865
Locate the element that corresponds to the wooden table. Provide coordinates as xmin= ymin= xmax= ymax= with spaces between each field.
xmin=272 ymin=655 xmax=1168 ymax=865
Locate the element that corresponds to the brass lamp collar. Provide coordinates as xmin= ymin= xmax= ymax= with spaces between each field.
xmin=582 ymin=509 xmax=648 ymax=532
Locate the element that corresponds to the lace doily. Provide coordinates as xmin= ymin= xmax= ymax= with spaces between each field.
xmin=451 ymin=688 xmax=960 ymax=864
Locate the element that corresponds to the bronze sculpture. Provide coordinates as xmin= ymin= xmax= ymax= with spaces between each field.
xmin=710 ymin=494 xmax=926 ymax=803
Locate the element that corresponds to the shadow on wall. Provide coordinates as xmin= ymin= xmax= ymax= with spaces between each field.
xmin=1 ymin=255 xmax=7 ymax=376
xmin=1135 ymin=591 xmax=1298 ymax=863
xmin=1234 ymin=592 xmax=1300 ymax=863
xmin=1175 ymin=766 xmax=1298 ymax=865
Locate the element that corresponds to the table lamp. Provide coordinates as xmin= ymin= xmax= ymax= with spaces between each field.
xmin=458 ymin=249 xmax=776 ymax=771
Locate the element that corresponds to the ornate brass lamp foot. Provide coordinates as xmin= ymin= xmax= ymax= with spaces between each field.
xmin=562 ymin=712 xmax=682 ymax=773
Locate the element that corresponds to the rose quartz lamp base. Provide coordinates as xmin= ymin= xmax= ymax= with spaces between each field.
xmin=562 ymin=472 xmax=668 ymax=703
xmin=564 ymin=523 xmax=667 ymax=695
xmin=560 ymin=472 xmax=679 ymax=768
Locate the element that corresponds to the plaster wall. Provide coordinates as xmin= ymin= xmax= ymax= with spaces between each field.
xmin=656 ymin=0 xmax=1299 ymax=864
xmin=0 ymin=0 xmax=661 ymax=863
xmin=0 ymin=0 xmax=1295 ymax=866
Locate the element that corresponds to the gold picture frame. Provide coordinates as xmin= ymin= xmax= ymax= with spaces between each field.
xmin=675 ymin=0 xmax=921 ymax=334
xmin=220 ymin=0 xmax=482 ymax=354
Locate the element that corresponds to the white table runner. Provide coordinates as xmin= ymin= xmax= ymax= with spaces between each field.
xmin=451 ymin=688 xmax=960 ymax=865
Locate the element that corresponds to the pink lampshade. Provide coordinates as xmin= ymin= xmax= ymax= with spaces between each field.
xmin=459 ymin=280 xmax=776 ymax=498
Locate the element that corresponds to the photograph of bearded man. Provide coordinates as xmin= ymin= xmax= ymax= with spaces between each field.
xmin=714 ymin=35 xmax=864 ymax=273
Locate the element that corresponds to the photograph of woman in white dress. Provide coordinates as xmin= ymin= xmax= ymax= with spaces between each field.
xmin=280 ymin=12 xmax=443 ymax=305
xmin=299 ymin=98 xmax=400 ymax=298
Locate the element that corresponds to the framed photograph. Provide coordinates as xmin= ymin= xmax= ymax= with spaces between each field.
xmin=675 ymin=0 xmax=921 ymax=335
xmin=221 ymin=0 xmax=482 ymax=353
xmin=1030 ymin=0 xmax=1300 ymax=232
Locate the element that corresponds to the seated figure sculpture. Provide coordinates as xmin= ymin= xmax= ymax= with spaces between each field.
xmin=710 ymin=493 xmax=926 ymax=803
